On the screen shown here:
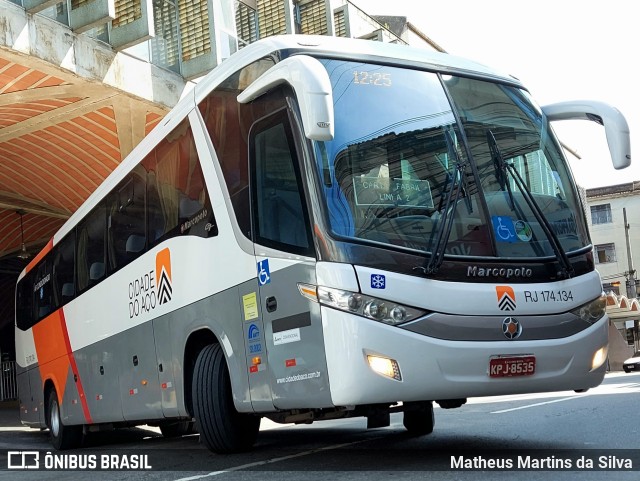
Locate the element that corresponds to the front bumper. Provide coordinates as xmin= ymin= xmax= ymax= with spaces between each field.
xmin=321 ymin=307 xmax=608 ymax=406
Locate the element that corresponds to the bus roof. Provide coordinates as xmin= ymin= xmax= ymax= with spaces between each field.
xmin=194 ymin=35 xmax=522 ymax=104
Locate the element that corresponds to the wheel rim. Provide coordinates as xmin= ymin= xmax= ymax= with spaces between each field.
xmin=50 ymin=399 xmax=60 ymax=437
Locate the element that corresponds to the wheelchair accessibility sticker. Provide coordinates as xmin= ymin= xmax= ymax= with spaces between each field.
xmin=257 ymin=259 xmax=271 ymax=286
xmin=492 ymin=216 xmax=516 ymax=243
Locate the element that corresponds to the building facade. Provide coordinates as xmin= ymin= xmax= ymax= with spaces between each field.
xmin=586 ymin=181 xmax=640 ymax=356
xmin=4 ymin=0 xmax=441 ymax=82
xmin=586 ymin=181 xmax=640 ymax=298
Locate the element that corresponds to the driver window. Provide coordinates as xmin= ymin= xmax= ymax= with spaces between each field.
xmin=250 ymin=110 xmax=313 ymax=256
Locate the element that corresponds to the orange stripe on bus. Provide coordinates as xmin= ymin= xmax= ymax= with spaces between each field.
xmin=59 ymin=309 xmax=93 ymax=424
xmin=33 ymin=310 xmax=70 ymax=404
xmin=32 ymin=309 xmax=93 ymax=424
xmin=25 ymin=238 xmax=53 ymax=274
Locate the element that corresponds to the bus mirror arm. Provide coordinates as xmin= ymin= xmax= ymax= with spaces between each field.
xmin=237 ymin=55 xmax=335 ymax=141
xmin=542 ymin=100 xmax=631 ymax=170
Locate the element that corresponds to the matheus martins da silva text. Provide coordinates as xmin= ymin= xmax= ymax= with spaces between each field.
xmin=451 ymin=455 xmax=633 ymax=470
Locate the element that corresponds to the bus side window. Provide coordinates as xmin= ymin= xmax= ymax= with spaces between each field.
xmin=52 ymin=232 xmax=76 ymax=308
xmin=16 ymin=274 xmax=34 ymax=331
xmin=198 ymin=57 xmax=275 ymax=240
xmin=77 ymin=202 xmax=107 ymax=293
xmin=250 ymin=110 xmax=312 ymax=255
xmin=108 ymin=168 xmax=147 ymax=272
xmin=145 ymin=119 xmax=216 ymax=248
xmin=33 ymin=259 xmax=53 ymax=321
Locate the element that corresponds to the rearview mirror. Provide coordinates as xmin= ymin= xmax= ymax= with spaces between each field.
xmin=542 ymin=100 xmax=631 ymax=170
xmin=237 ymin=55 xmax=334 ymax=141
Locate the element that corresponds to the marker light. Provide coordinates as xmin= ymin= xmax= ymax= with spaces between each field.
xmin=299 ymin=284 xmax=425 ymax=326
xmin=591 ymin=345 xmax=608 ymax=371
xmin=571 ymin=295 xmax=607 ymax=324
xmin=367 ymin=355 xmax=402 ymax=381
xmin=297 ymin=283 xmax=318 ymax=302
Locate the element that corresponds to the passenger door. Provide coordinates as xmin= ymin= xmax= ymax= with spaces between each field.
xmin=248 ymin=106 xmax=332 ymax=410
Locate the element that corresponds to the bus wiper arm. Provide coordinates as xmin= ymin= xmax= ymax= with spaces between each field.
xmin=447 ymin=131 xmax=473 ymax=216
xmin=488 ymin=131 xmax=515 ymax=210
xmin=486 ymin=131 xmax=574 ymax=279
xmin=421 ymin=131 xmax=468 ymax=275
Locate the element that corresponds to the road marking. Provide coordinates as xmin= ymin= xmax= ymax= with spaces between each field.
xmin=491 ymin=395 xmax=582 ymax=413
xmin=172 ymin=436 xmax=383 ymax=481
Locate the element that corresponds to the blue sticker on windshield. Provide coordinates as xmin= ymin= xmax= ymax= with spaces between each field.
xmin=492 ymin=216 xmax=517 ymax=243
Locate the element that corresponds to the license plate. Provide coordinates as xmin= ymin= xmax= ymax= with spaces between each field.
xmin=489 ymin=356 xmax=535 ymax=378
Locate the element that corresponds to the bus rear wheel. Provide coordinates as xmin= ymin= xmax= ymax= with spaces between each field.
xmin=403 ymin=401 xmax=434 ymax=436
xmin=47 ymin=389 xmax=82 ymax=450
xmin=192 ymin=344 xmax=260 ymax=453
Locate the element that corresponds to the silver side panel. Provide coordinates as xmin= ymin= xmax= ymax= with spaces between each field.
xmin=75 ymin=337 xmax=124 ymax=424
xmin=117 ymin=321 xmax=164 ymax=421
xmin=255 ymin=258 xmax=332 ymax=410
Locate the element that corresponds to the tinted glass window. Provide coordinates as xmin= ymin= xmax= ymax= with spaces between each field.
xmin=77 ymin=202 xmax=107 ymax=292
xmin=16 ymin=274 xmax=33 ymax=331
xmin=198 ymin=58 xmax=275 ymax=238
xmin=144 ymin=120 xmax=217 ymax=248
xmin=251 ymin=110 xmax=312 ymax=254
xmin=108 ymin=167 xmax=147 ymax=272
xmin=33 ymin=259 xmax=53 ymax=321
xmin=52 ymin=232 xmax=75 ymax=308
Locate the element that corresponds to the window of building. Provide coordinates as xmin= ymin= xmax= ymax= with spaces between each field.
xmin=594 ymin=243 xmax=616 ymax=264
xmin=591 ymin=204 xmax=612 ymax=225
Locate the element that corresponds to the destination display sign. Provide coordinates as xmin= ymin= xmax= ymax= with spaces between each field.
xmin=353 ymin=176 xmax=434 ymax=209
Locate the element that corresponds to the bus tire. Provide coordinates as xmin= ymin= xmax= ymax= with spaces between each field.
xmin=159 ymin=420 xmax=196 ymax=438
xmin=47 ymin=389 xmax=82 ymax=450
xmin=403 ymin=402 xmax=434 ymax=436
xmin=192 ymin=344 xmax=260 ymax=453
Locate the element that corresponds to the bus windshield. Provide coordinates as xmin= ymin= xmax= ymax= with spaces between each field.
xmin=314 ymin=59 xmax=589 ymax=259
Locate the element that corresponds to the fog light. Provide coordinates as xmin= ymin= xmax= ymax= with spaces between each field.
xmin=591 ymin=345 xmax=608 ymax=371
xmin=367 ymin=355 xmax=401 ymax=381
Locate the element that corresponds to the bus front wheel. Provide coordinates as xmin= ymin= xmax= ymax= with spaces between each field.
xmin=192 ymin=344 xmax=260 ymax=453
xmin=403 ymin=401 xmax=435 ymax=436
xmin=47 ymin=389 xmax=82 ymax=450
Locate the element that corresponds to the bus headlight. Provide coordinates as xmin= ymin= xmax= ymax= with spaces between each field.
xmin=571 ymin=295 xmax=606 ymax=324
xmin=299 ymin=283 xmax=426 ymax=326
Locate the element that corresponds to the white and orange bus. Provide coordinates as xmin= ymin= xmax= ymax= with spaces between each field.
xmin=15 ymin=35 xmax=631 ymax=453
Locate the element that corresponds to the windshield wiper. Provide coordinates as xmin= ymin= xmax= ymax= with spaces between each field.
xmin=487 ymin=131 xmax=574 ymax=279
xmin=419 ymin=130 xmax=469 ymax=275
